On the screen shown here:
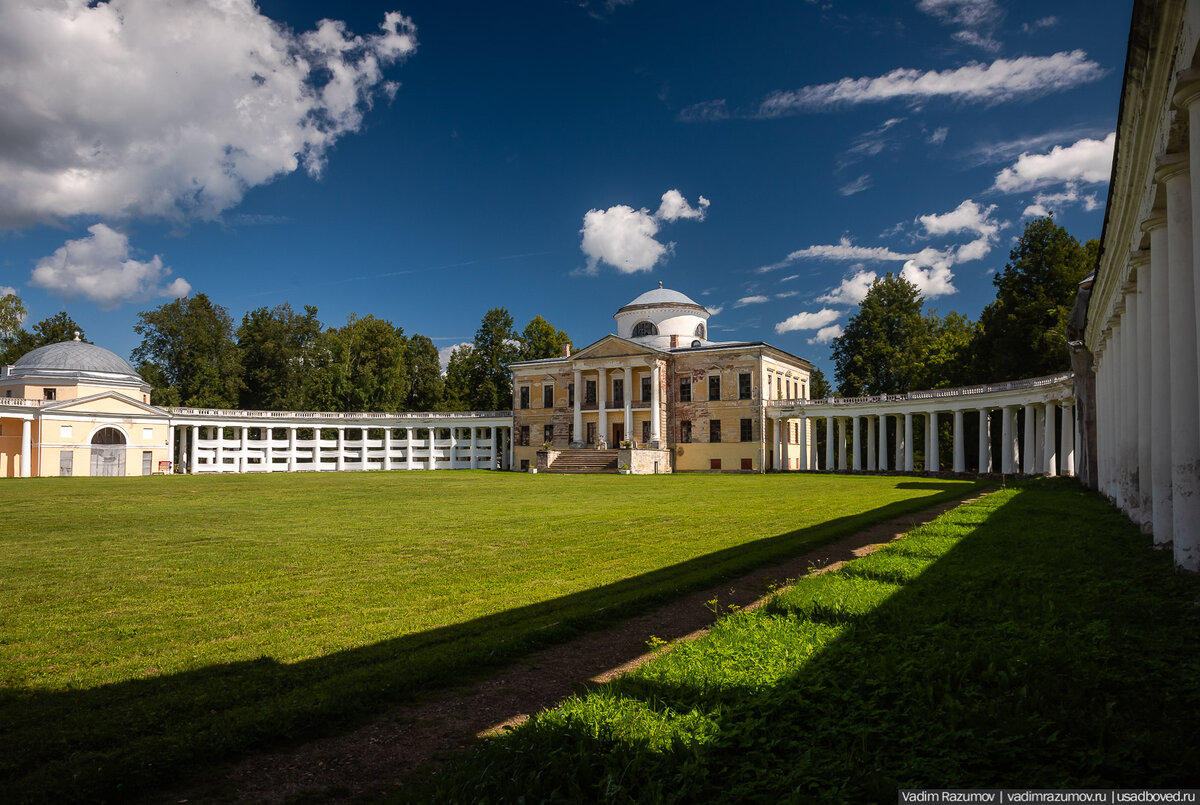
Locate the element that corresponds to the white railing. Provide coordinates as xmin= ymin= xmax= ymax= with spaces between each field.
xmin=0 ymin=397 xmax=47 ymax=408
xmin=169 ymin=406 xmax=511 ymax=420
xmin=764 ymin=372 xmax=1074 ymax=408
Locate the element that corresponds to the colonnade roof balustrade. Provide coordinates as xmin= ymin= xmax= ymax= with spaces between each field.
xmin=764 ymin=372 xmax=1074 ymax=416
xmin=167 ymin=407 xmax=512 ymax=425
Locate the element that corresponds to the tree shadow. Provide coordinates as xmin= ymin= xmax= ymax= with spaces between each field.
xmin=422 ymin=481 xmax=1200 ymax=803
xmin=0 ymin=482 xmax=982 ymax=804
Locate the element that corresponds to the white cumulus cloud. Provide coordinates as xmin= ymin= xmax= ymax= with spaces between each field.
xmin=0 ymin=0 xmax=417 ymax=228
xmin=808 ymin=324 xmax=844 ymax=345
xmin=1021 ymin=184 xmax=1103 ymax=218
xmin=774 ymin=308 xmax=841 ymax=334
xmin=736 ymin=295 xmax=770 ymax=307
xmin=579 ymin=189 xmax=709 ymax=274
xmin=993 ymin=132 xmax=1115 ymax=192
xmin=816 ymin=268 xmax=879 ymax=305
xmin=918 ymin=199 xmax=1000 ymax=239
xmin=30 ymin=224 xmax=190 ymax=309
xmin=437 ymin=342 xmax=473 ymax=373
xmin=756 ymin=51 xmax=1103 ymax=117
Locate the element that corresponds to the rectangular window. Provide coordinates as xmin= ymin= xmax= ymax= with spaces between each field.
xmin=740 ymin=418 xmax=753 ymax=442
xmin=709 ymin=419 xmax=721 ymax=443
xmin=142 ymin=451 xmax=153 ymax=476
xmin=778 ymin=377 xmax=783 ymax=398
xmin=143 ymin=427 xmax=154 ymax=440
xmin=710 ymin=458 xmax=722 ymax=470
xmin=612 ymin=378 xmax=624 ymax=404
xmin=519 ymin=386 xmax=530 ymax=409
xmin=60 ymin=450 xmax=73 ymax=476
xmin=60 ymin=425 xmax=72 ymax=438
xmin=741 ymin=458 xmax=753 ymax=470
xmin=543 ymin=384 xmax=554 ymax=408
xmin=708 ymin=375 xmax=720 ymax=401
xmin=586 ymin=422 xmax=596 ymax=444
xmin=543 ymin=424 xmax=554 ymax=444
xmin=568 ymin=383 xmax=575 ymax=407
xmin=738 ymin=373 xmax=752 ymax=400
xmin=43 ymin=388 xmax=56 ymax=401
xmin=679 ymin=378 xmax=691 ymax=402
xmin=519 ymin=426 xmax=530 ymax=446
xmin=641 ymin=376 xmax=651 ymax=401
xmin=585 ymin=380 xmax=596 ymax=405
xmin=642 ymin=420 xmax=650 ymax=443
xmin=520 ymin=459 xmax=530 ymax=470
xmin=680 ymin=420 xmax=691 ymax=443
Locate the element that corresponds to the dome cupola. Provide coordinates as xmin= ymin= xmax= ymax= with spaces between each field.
xmin=615 ymin=283 xmax=713 ymax=349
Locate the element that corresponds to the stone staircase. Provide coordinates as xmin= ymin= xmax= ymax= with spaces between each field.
xmin=544 ymin=449 xmax=620 ymax=474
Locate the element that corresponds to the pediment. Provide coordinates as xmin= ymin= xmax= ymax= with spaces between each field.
xmin=43 ymin=391 xmax=168 ymax=417
xmin=571 ymin=334 xmax=664 ymax=361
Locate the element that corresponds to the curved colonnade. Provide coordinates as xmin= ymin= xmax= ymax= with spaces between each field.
xmin=169 ymin=408 xmax=513 ymax=473
xmin=766 ymin=373 xmax=1076 ymax=476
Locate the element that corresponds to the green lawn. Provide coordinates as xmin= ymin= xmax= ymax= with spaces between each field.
xmin=0 ymin=470 xmax=981 ymax=803
xmin=423 ymin=479 xmax=1200 ymax=803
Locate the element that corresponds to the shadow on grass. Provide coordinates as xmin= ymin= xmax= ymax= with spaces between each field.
xmin=421 ymin=480 xmax=1200 ymax=803
xmin=0 ymin=481 xmax=983 ymax=804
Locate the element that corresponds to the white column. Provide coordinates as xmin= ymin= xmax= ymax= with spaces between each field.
xmin=1133 ymin=250 xmax=1153 ymax=528
xmin=894 ymin=416 xmax=903 ymax=470
xmin=904 ymin=412 xmax=914 ymax=472
xmin=167 ymin=425 xmax=176 ymax=473
xmin=623 ymin=366 xmax=633 ymax=442
xmin=1062 ymin=400 xmax=1076 ymax=477
xmin=953 ymin=410 xmax=965 ymax=473
xmin=287 ymin=427 xmax=297 ymax=472
xmin=191 ymin=425 xmax=200 ymax=474
xmin=1144 ymin=215 xmax=1172 ymax=543
xmin=449 ymin=427 xmax=458 ymax=469
xmin=799 ymin=415 xmax=809 ymax=470
xmin=1022 ymin=404 xmax=1036 ymax=474
xmin=877 ymin=414 xmax=888 ymax=472
xmin=1122 ymin=279 xmax=1140 ymax=511
xmin=978 ymin=409 xmax=991 ymax=473
xmin=383 ymin=428 xmax=393 ymax=471
xmin=925 ymin=412 xmax=937 ymax=472
xmin=851 ymin=416 xmax=862 ymax=471
xmin=1000 ymin=406 xmax=1014 ymax=474
xmin=264 ymin=428 xmax=273 ymax=472
xmin=1157 ymin=154 xmax=1200 ymax=568
xmin=866 ymin=416 xmax=876 ymax=471
xmin=825 ymin=415 xmax=834 ymax=471
xmin=1044 ymin=402 xmax=1058 ymax=477
xmin=573 ymin=369 xmax=583 ymax=446
xmin=1034 ymin=406 xmax=1045 ymax=475
xmin=469 ymin=427 xmax=478 ymax=469
xmin=215 ymin=426 xmax=224 ymax=472
xmin=650 ymin=363 xmax=662 ymax=443
xmin=335 ymin=427 xmax=345 ymax=471
xmin=837 ymin=418 xmax=847 ymax=471
xmin=774 ymin=419 xmax=783 ymax=471
xmin=19 ymin=419 xmax=31 ymax=477
xmin=597 ymin=368 xmax=607 ymax=446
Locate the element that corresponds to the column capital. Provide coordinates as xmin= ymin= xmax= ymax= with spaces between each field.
xmin=1141 ymin=214 xmax=1168 ymax=233
xmin=1154 ymin=153 xmax=1190 ymax=184
xmin=1128 ymin=249 xmax=1151 ymax=269
xmin=1172 ymin=68 xmax=1200 ymax=110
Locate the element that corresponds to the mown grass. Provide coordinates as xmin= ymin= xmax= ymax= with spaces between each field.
xmin=421 ymin=479 xmax=1200 ymax=803
xmin=0 ymin=470 xmax=980 ymax=803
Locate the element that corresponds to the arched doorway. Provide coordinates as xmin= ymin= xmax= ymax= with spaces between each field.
xmin=90 ymin=427 xmax=126 ymax=477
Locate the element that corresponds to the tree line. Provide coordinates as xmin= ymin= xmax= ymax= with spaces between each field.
xmin=830 ymin=216 xmax=1096 ymax=396
xmin=0 ymin=292 xmax=571 ymax=413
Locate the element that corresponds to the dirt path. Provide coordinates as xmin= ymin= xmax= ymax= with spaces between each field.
xmin=161 ymin=490 xmax=987 ymax=804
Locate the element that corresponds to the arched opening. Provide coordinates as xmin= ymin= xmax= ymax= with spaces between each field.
xmin=90 ymin=427 xmax=126 ymax=477
xmin=694 ymin=323 xmax=706 ymax=339
xmin=632 ymin=320 xmax=658 ymax=338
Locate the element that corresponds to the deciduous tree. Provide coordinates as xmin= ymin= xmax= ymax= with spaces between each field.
xmin=831 ymin=274 xmax=930 ymax=396
xmin=519 ymin=315 xmax=572 ymax=360
xmin=405 ymin=333 xmax=445 ymax=411
xmin=132 ymin=294 xmax=242 ymax=407
xmin=236 ymin=303 xmax=324 ymax=410
xmin=466 ymin=307 xmax=518 ymax=411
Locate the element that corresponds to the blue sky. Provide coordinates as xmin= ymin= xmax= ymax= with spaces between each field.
xmin=0 ymin=0 xmax=1130 ymax=380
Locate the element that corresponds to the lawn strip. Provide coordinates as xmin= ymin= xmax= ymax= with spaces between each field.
xmin=419 ymin=479 xmax=1200 ymax=803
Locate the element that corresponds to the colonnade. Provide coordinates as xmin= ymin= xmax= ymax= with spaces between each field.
xmin=767 ymin=373 xmax=1075 ymax=477
xmin=170 ymin=409 xmax=513 ymax=474
xmin=1082 ymin=13 xmax=1200 ymax=570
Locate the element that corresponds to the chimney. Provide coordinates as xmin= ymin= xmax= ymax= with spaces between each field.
xmin=561 ymin=343 xmax=571 ymax=358
xmin=670 ymin=334 xmax=679 ymax=348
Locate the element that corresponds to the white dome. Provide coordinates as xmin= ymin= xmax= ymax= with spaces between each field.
xmin=615 ymin=286 xmax=712 ymax=348
xmin=9 ymin=340 xmax=148 ymax=390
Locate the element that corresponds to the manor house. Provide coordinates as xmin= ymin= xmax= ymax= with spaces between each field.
xmin=509 ymin=286 xmax=814 ymax=473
